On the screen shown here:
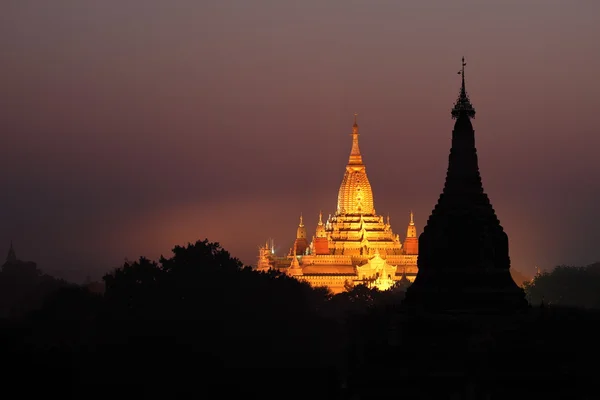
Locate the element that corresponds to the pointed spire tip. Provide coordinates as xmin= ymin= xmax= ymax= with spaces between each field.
xmin=451 ymin=56 xmax=476 ymax=120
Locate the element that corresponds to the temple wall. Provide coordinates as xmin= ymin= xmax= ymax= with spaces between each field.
xmin=296 ymin=275 xmax=353 ymax=294
xmin=385 ymin=255 xmax=418 ymax=266
xmin=297 ymin=272 xmax=416 ymax=294
xmin=300 ymin=255 xmax=355 ymax=265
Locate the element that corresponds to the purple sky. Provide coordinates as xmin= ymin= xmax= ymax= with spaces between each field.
xmin=1 ymin=1 xmax=599 ymax=282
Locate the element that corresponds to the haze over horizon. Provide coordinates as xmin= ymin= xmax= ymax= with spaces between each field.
xmin=1 ymin=1 xmax=599 ymax=282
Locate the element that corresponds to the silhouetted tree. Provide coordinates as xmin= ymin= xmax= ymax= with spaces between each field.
xmin=99 ymin=239 xmax=339 ymax=372
xmin=9 ymin=238 xmax=600 ymax=398
xmin=524 ymin=263 xmax=600 ymax=308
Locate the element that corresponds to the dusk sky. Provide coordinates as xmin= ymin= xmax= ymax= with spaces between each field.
xmin=1 ymin=1 xmax=599 ymax=282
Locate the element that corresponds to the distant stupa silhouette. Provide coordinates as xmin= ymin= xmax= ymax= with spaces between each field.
xmin=403 ymin=58 xmax=527 ymax=312
xmin=6 ymin=241 xmax=17 ymax=264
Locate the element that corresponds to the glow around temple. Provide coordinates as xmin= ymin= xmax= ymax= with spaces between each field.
xmin=257 ymin=116 xmax=418 ymax=293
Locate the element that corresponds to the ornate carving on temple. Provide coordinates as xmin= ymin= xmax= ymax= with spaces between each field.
xmin=402 ymin=58 xmax=527 ymax=312
xmin=356 ymin=251 xmax=397 ymax=291
xmin=256 ymin=240 xmax=272 ymax=272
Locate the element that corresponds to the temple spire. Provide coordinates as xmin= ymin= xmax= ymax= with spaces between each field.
xmin=451 ymin=57 xmax=476 ymax=120
xmin=403 ymin=64 xmax=527 ymax=312
xmin=315 ymin=210 xmax=327 ymax=239
xmin=296 ymin=213 xmax=307 ymax=239
xmin=405 ymin=212 xmax=418 ymax=242
xmin=295 ymin=213 xmax=309 ymax=253
xmin=348 ymin=114 xmax=363 ymax=165
xmin=288 ymin=242 xmax=303 ymax=275
xmin=6 ymin=241 xmax=16 ymax=263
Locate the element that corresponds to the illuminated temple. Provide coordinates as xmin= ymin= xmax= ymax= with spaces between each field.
xmin=257 ymin=116 xmax=418 ymax=293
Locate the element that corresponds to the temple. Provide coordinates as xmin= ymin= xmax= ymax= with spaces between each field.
xmin=5 ymin=241 xmax=17 ymax=265
xmin=1 ymin=241 xmax=39 ymax=278
xmin=402 ymin=58 xmax=528 ymax=312
xmin=257 ymin=115 xmax=419 ymax=293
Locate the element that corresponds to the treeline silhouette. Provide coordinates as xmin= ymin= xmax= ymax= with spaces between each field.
xmin=0 ymin=258 xmax=71 ymax=318
xmin=525 ymin=263 xmax=600 ymax=308
xmin=1 ymin=239 xmax=599 ymax=398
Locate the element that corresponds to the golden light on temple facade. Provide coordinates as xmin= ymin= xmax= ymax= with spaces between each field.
xmin=257 ymin=116 xmax=419 ymax=293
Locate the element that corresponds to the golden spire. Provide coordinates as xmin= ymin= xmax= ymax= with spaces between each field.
xmin=297 ymin=213 xmax=307 ymax=239
xmin=348 ymin=113 xmax=363 ymax=165
xmin=288 ymin=242 xmax=302 ymax=275
xmin=336 ymin=114 xmax=374 ymax=215
xmin=315 ymin=211 xmax=326 ymax=238
xmin=406 ymin=211 xmax=417 ymax=239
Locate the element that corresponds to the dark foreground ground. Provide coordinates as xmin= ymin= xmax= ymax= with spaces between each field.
xmin=1 ymin=305 xmax=597 ymax=399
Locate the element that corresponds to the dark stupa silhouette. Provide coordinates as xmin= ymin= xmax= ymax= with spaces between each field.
xmin=403 ymin=58 xmax=527 ymax=312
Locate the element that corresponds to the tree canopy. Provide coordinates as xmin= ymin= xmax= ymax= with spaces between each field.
xmin=524 ymin=263 xmax=600 ymax=308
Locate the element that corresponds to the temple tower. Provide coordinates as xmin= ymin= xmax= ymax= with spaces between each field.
xmin=313 ymin=211 xmax=329 ymax=255
xmin=6 ymin=241 xmax=16 ymax=264
xmin=326 ymin=116 xmax=403 ymax=256
xmin=403 ymin=212 xmax=418 ymax=255
xmin=403 ymin=58 xmax=527 ymax=312
xmin=337 ymin=114 xmax=374 ymax=216
xmin=257 ymin=240 xmax=272 ymax=271
xmin=293 ymin=214 xmax=309 ymax=255
xmin=287 ymin=244 xmax=303 ymax=276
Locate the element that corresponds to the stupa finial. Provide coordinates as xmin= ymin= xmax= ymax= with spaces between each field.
xmin=348 ymin=114 xmax=363 ymax=165
xmin=451 ymin=57 xmax=476 ymax=119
